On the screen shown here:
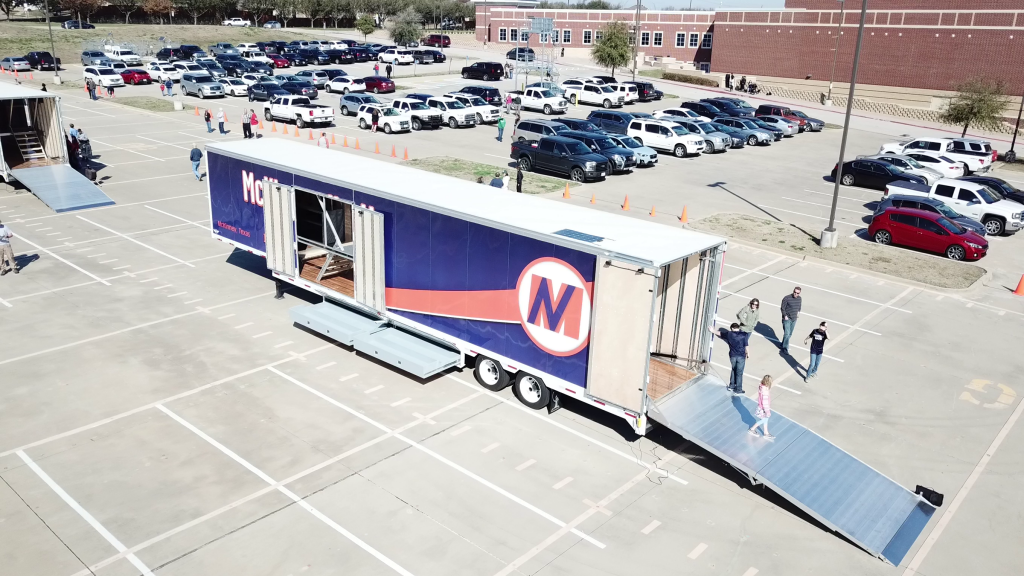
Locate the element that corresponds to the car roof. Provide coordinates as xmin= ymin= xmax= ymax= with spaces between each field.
xmin=883 ymin=206 xmax=941 ymax=220
xmin=522 ymin=119 xmax=563 ymax=126
xmin=884 ymin=194 xmax=941 ymax=204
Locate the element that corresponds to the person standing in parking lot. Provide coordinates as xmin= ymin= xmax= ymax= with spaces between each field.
xmin=241 ymin=110 xmax=251 ymax=139
xmin=164 ymin=78 xmax=173 ymax=96
xmin=217 ymin=108 xmax=227 ymax=135
xmin=317 ymin=132 xmax=329 ymax=148
xmin=385 ymin=63 xmax=392 ymax=79
xmin=516 ymin=166 xmax=523 ymax=193
xmin=85 ymin=78 xmax=97 ymax=100
xmin=204 ymin=109 xmax=213 ymax=133
xmin=371 ymin=107 xmax=380 ymax=133
xmin=373 ymin=62 xmax=380 ymax=76
xmin=710 ymin=323 xmax=749 ymax=395
xmin=804 ymin=322 xmax=829 ymax=381
xmin=737 ymin=298 xmax=760 ymax=345
xmin=160 ymin=81 xmax=166 ymax=96
xmin=780 ymin=286 xmax=802 ymax=354
xmin=496 ymin=116 xmax=506 ymax=142
xmin=0 ymin=219 xmax=19 ymax=276
xmin=189 ymin=144 xmax=203 ymax=181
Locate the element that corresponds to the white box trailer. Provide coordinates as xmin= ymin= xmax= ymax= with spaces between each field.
xmin=206 ymin=140 xmax=938 ymax=564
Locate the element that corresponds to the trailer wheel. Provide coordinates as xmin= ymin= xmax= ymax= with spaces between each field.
xmin=513 ymin=372 xmax=550 ymax=410
xmin=473 ymin=356 xmax=510 ymax=392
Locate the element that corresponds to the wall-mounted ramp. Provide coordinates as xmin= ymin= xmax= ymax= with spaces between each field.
xmin=648 ymin=376 xmax=935 ymax=565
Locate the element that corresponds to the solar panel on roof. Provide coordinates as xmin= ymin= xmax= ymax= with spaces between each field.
xmin=554 ymin=229 xmax=604 ymax=243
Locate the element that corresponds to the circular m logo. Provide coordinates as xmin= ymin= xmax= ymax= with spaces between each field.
xmin=515 ymin=258 xmax=592 ymax=357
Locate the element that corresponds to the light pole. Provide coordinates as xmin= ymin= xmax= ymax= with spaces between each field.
xmin=42 ymin=0 xmax=60 ymax=83
xmin=821 ymin=0 xmax=869 ymax=249
xmin=631 ymin=0 xmax=642 ymax=82
xmin=825 ymin=0 xmax=845 ymax=105
xmin=1006 ymin=92 xmax=1023 ymax=163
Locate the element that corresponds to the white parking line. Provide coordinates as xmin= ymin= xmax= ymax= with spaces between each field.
xmin=723 ymin=263 xmax=912 ymax=313
xmin=364 ymin=385 xmax=384 ymax=394
xmin=552 ymin=477 xmax=573 ymax=490
xmin=11 ymin=232 xmax=111 ymax=286
xmin=687 ymin=543 xmax=708 ymax=559
xmin=641 ymin=520 xmax=661 ymax=534
xmin=742 ymin=569 xmax=759 ymax=576
xmin=482 ymin=442 xmax=500 ymax=453
xmin=89 ymin=138 xmax=164 ymax=161
xmin=450 ymin=425 xmax=471 ymax=436
xmin=77 ymin=216 xmax=195 ymax=267
xmin=390 ymin=397 xmax=411 ymax=406
xmin=516 ymin=459 xmax=536 ymax=471
xmin=273 ymin=341 xmax=293 ymax=348
xmin=144 ymin=205 xmax=209 ymax=229
xmin=759 ymin=205 xmax=861 ymax=227
xmin=17 ymin=451 xmax=156 ymax=576
xmin=137 ymin=135 xmax=189 ymax=150
xmin=102 ymin=173 xmax=196 ymax=186
xmin=271 ymin=367 xmax=605 ymax=549
xmin=721 ymin=255 xmax=787 ymax=287
xmin=252 ymin=331 xmax=272 ymax=338
xmin=155 ymin=405 xmax=417 ymax=576
xmin=316 ymin=361 xmax=337 ymax=370
xmin=781 ymin=196 xmax=870 ymax=215
xmin=165 ymin=291 xmax=187 ymax=298
xmin=339 ymin=373 xmax=359 ymax=382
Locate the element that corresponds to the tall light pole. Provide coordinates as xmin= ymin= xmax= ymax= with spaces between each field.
xmin=821 ymin=0 xmax=869 ymax=249
xmin=631 ymin=0 xmax=642 ymax=82
xmin=1006 ymin=92 xmax=1023 ymax=163
xmin=825 ymin=0 xmax=845 ymax=104
xmin=42 ymin=0 xmax=60 ymax=83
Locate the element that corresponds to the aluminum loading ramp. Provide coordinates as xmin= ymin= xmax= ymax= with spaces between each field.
xmin=11 ymin=165 xmax=114 ymax=212
xmin=648 ymin=375 xmax=935 ymax=565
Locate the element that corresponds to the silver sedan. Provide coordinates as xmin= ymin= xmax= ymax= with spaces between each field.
xmin=757 ymin=115 xmax=799 ymax=136
xmin=0 ymin=57 xmax=32 ymax=72
xmin=712 ymin=119 xmax=773 ymax=146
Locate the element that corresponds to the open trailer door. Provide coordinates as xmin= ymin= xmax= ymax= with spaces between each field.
xmin=585 ymin=259 xmax=657 ymax=414
xmin=262 ymin=180 xmax=297 ymax=277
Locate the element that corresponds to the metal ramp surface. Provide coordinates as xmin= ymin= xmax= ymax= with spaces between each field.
xmin=290 ymin=301 xmax=460 ymax=379
xmin=649 ymin=375 xmax=935 ymax=565
xmin=11 ymin=164 xmax=114 ymax=212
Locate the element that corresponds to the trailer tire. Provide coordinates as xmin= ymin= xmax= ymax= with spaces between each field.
xmin=473 ymin=356 xmax=510 ymax=392
xmin=513 ymin=372 xmax=550 ymax=410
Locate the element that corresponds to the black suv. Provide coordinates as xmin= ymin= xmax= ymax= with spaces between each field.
xmin=179 ymin=44 xmax=205 ymax=59
xmin=24 ymin=51 xmax=60 ymax=70
xmin=552 ymin=118 xmax=602 ymax=133
xmin=506 ymin=47 xmax=536 ymax=62
xmin=457 ymin=85 xmax=502 ymax=106
xmin=560 ymin=130 xmax=636 ymax=173
xmin=413 ymin=49 xmax=445 ymax=64
xmin=255 ymin=41 xmax=279 ymax=54
xmin=298 ymin=48 xmax=330 ymax=65
xmin=700 ymin=98 xmax=754 ymax=117
xmin=323 ymin=49 xmax=354 ymax=64
xmin=155 ymin=47 xmax=187 ymax=62
xmin=461 ymin=62 xmax=504 ymax=81
xmin=219 ymin=60 xmax=249 ymax=77
xmin=679 ymin=101 xmax=723 ymax=119
xmin=248 ymin=82 xmax=288 ymax=102
xmin=282 ymin=52 xmax=308 ymax=66
xmin=622 ymin=81 xmax=662 ymax=102
xmin=347 ymin=47 xmax=372 ymax=62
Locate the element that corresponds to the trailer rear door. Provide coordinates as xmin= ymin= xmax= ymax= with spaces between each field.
xmin=585 ymin=259 xmax=657 ymax=413
xmin=263 ymin=180 xmax=297 ymax=277
xmin=353 ymin=207 xmax=385 ymax=313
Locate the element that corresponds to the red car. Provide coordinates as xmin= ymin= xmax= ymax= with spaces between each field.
xmin=120 ymin=68 xmax=152 ymax=85
xmin=422 ymin=34 xmax=451 ymax=48
xmin=268 ymin=53 xmax=289 ymax=68
xmin=755 ymin=104 xmax=807 ymax=131
xmin=362 ymin=75 xmax=395 ymax=94
xmin=869 ymin=207 xmax=988 ymax=261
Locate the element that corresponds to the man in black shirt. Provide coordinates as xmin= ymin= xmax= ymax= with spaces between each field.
xmin=710 ymin=323 xmax=749 ymax=395
xmin=803 ymin=322 xmax=828 ymax=381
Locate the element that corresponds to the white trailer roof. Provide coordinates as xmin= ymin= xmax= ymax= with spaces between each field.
xmin=0 ymin=83 xmax=59 ymax=100
xmin=207 ymin=139 xmax=725 ymax=266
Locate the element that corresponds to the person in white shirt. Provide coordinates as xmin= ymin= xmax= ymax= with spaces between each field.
xmin=501 ymin=170 xmax=510 ymax=190
xmin=317 ymin=132 xmax=329 ymax=148
xmin=217 ymin=108 xmax=227 ymax=135
xmin=0 ymin=219 xmax=18 ymax=275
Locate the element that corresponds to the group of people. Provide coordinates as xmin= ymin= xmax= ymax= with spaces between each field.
xmin=201 ymin=108 xmax=258 ymax=137
xmin=476 ymin=167 xmax=524 ymax=193
xmin=371 ymin=62 xmax=394 ymax=79
xmin=84 ymin=78 xmax=115 ymax=100
xmin=159 ymin=79 xmax=175 ymax=96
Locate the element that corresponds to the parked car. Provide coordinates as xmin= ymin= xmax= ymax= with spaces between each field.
xmin=787 ymin=109 xmax=824 ymax=132
xmin=507 ymin=88 xmax=567 ymax=115
xmin=391 ymin=98 xmax=444 ymax=130
xmin=109 ymin=61 xmax=127 ymax=73
xmin=195 ymin=61 xmax=228 ymax=78
xmin=61 ymin=20 xmax=95 ymax=29
xmin=209 ymin=43 xmax=241 ymax=56
xmin=446 ymin=93 xmax=500 ymax=124
xmin=864 ymin=154 xmax=943 ymax=184
xmin=263 ymin=20 xmax=282 ymax=28
xmin=363 ymin=76 xmax=395 ymax=94
xmin=560 ymin=130 xmax=636 ymax=173
xmin=146 ymin=61 xmax=180 ymax=82
xmin=701 ymin=98 xmax=754 ymax=118
xmin=173 ymin=62 xmax=206 ymax=76
xmin=653 ymin=107 xmax=711 ymax=123
xmin=83 ymin=66 xmax=124 ymax=87
xmin=279 ymin=81 xmax=318 ymax=98
xmin=24 ymin=51 xmax=60 ymax=70
xmin=563 ymin=83 xmax=625 ymax=109
xmin=869 ymin=207 xmax=988 ymax=260
xmin=81 ymin=50 xmax=112 ymax=66
xmin=347 ymin=47 xmax=373 ymax=62
xmin=218 ymin=77 xmax=248 ymax=96
xmin=266 ymin=53 xmax=289 ymax=67
xmin=246 ymin=61 xmax=274 ymax=75
xmin=622 ymin=81 xmax=662 ymax=101
xmin=326 ymin=76 xmax=365 ymax=94
xmin=670 ymin=119 xmax=730 ymax=153
xmin=510 ymin=136 xmax=609 ymax=182
xmin=239 ymin=72 xmax=274 ymax=86
xmin=180 ymin=73 xmax=225 ymax=99
xmin=716 ymin=117 xmax=778 ymax=144
xmin=241 ymin=50 xmax=275 ymax=66
xmin=263 ymin=95 xmax=334 ymax=128
xmin=412 ymin=49 xmax=445 ymax=64
xmin=902 ymin=153 xmax=966 ymax=178
xmin=748 ymin=117 xmax=785 ymax=140
xmin=879 ymin=137 xmax=993 ymax=174
xmin=755 ymin=104 xmax=809 ymax=132
xmin=950 ymin=137 xmax=997 ymax=163
xmin=378 ymin=48 xmax=414 ymax=64
xmin=874 ymin=195 xmax=988 ymax=237
xmin=756 ymin=115 xmax=799 ymax=136
xmin=461 ymin=62 xmax=504 ymax=81
xmin=281 ymin=53 xmax=308 ymax=66
xmin=679 ymin=101 xmax=724 ymax=120
xmin=626 ymin=118 xmax=705 ymax=157
xmin=959 ymin=175 xmax=1024 ymax=205
xmin=120 ymin=68 xmax=152 ymax=85
xmin=422 ymin=34 xmax=451 ymax=48
xmin=156 ymin=47 xmax=188 ymax=62
xmin=339 ymin=93 xmax=381 ymax=116
xmin=321 ymin=69 xmax=348 ymax=80
xmin=456 ymin=85 xmax=503 ymax=107
xmin=512 ymin=119 xmax=570 ymax=142
xmin=884 ymin=178 xmax=1023 ymax=235
xmin=248 ymin=82 xmax=289 ymax=102
xmin=705 ymin=123 xmax=745 ymax=148
xmin=178 ymin=44 xmax=206 ymax=59
xmin=832 ymin=158 xmax=927 ymax=190
xmin=425 ymin=96 xmax=476 ymax=128
xmin=607 ymin=134 xmax=657 ymax=167
xmin=0 ymin=57 xmax=31 ymax=72
xmin=506 ymin=47 xmax=536 ymax=62
xmin=587 ymin=110 xmax=642 ymax=134
xmin=297 ymin=48 xmax=330 ymax=65
xmin=356 ymin=104 xmax=412 ymax=134
xmin=552 ymin=118 xmax=602 ymax=133
xmin=295 ymin=69 xmax=330 ymax=88
xmin=526 ymin=81 xmax=564 ymax=97
xmin=606 ymin=83 xmax=639 ymax=104
xmin=222 ymin=17 xmax=251 ymax=26
xmin=323 ymin=49 xmax=355 ymax=64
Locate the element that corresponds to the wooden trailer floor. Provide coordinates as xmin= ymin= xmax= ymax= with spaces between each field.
xmin=648 ymin=358 xmax=696 ymax=401
xmin=299 ymin=255 xmax=354 ymax=298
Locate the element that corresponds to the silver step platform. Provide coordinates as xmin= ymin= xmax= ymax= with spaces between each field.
xmin=290 ymin=301 xmax=460 ymax=379
xmin=11 ymin=164 xmax=114 ymax=212
xmin=649 ymin=375 xmax=935 ymax=565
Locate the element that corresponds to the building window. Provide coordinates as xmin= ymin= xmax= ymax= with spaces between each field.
xmin=653 ymin=32 xmax=663 ymax=47
xmin=583 ymin=30 xmax=592 ymax=44
xmin=689 ymin=32 xmax=699 ymax=48
xmin=540 ymin=32 xmax=549 ymax=44
xmin=510 ymin=28 xmax=518 ymax=42
xmin=563 ymin=29 xmax=571 ymax=44
xmin=499 ymin=28 xmax=507 ymax=42
xmin=702 ymin=32 xmax=713 ymax=48
xmin=675 ymin=32 xmax=686 ymax=47
xmin=595 ymin=30 xmax=604 ymax=42
xmin=640 ymin=31 xmax=650 ymax=46
xmin=554 ymin=29 xmax=560 ymax=44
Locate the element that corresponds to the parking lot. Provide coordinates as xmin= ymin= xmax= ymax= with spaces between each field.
xmin=2 ymin=38 xmax=1024 ymax=576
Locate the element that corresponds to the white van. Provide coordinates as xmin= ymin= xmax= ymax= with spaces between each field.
xmin=102 ymin=45 xmax=142 ymax=65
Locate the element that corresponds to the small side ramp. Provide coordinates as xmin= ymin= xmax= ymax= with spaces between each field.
xmin=649 ymin=375 xmax=934 ymax=565
xmin=11 ymin=165 xmax=114 ymax=212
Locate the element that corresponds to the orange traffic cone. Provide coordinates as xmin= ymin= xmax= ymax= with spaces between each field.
xmin=258 ymin=120 xmax=264 ymax=130
xmin=29 ymin=73 xmax=33 ymax=80
xmin=271 ymin=122 xmax=277 ymax=132
xmin=1014 ymin=274 xmax=1024 ymax=296
xmin=343 ymin=135 xmax=349 ymax=147
xmin=391 ymin=145 xmax=397 ymax=158
xmin=679 ymin=206 xmax=689 ymax=223
xmin=403 ymin=148 xmax=409 ymax=160
xmin=649 ymin=206 xmax=656 ymax=217
xmin=375 ymin=143 xmax=380 ymax=154
xmin=194 ymin=106 xmax=199 ymax=116
xmin=308 ymin=129 xmax=314 ymax=140
xmin=562 ymin=184 xmax=571 ymax=199
xmin=354 ymin=138 xmax=360 ymax=150
xmin=590 ymin=194 xmax=596 ymax=204
xmin=622 ymin=196 xmax=630 ymax=211
xmin=14 ymin=71 xmax=18 ymax=78
xmin=294 ymin=126 xmax=300 ymax=138
xmin=282 ymin=124 xmax=288 ymax=135
xmin=331 ymin=133 xmax=337 ymax=145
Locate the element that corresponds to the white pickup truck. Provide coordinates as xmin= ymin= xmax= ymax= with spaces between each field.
xmin=222 ymin=17 xmax=251 ymax=27
xmin=563 ymin=83 xmax=625 ymax=109
xmin=885 ymin=178 xmax=1024 ymax=236
xmin=445 ymin=93 xmax=501 ymax=124
xmin=102 ymin=45 xmax=142 ymax=65
xmin=879 ymin=137 xmax=993 ymax=175
xmin=508 ymin=88 xmax=568 ymax=115
xmin=263 ymin=96 xmax=334 ymax=128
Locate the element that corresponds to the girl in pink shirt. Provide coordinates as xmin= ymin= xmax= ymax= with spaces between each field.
xmin=749 ymin=375 xmax=774 ymax=439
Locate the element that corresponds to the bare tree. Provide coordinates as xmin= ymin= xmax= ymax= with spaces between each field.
xmin=177 ymin=0 xmax=212 ymax=24
xmin=296 ymin=0 xmax=328 ymax=27
xmin=59 ymin=0 xmax=102 ymax=21
xmin=241 ymin=0 xmax=276 ymax=24
xmin=109 ymin=0 xmax=142 ymax=23
xmin=143 ymin=0 xmax=173 ymax=24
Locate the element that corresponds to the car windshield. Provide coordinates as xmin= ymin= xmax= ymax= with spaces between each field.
xmin=600 ymin=86 xmax=615 ymax=93
xmin=160 ymin=66 xmax=175 ymax=71
xmin=938 ymin=156 xmax=955 ymax=163
xmin=564 ymin=141 xmax=591 ymax=155
xmin=790 ymin=110 xmax=809 ymax=119
xmin=934 ymin=203 xmax=960 ymax=219
xmin=671 ymin=126 xmax=689 ymax=136
xmin=536 ymin=90 xmax=555 ymax=98
xmin=732 ymin=101 xmax=755 ymax=110
xmin=467 ymin=96 xmax=487 ymax=106
xmin=901 ymin=157 xmax=924 ymax=169
xmin=936 ymin=216 xmax=965 ymax=234
xmin=593 ymin=137 xmax=617 ymax=150
xmin=99 ymin=69 xmax=118 ymax=75
xmin=614 ymin=136 xmax=641 ymax=148
xmin=447 ymin=100 xmax=466 ymax=109
xmin=383 ymin=108 xmax=401 ymax=116
xmin=695 ymin=122 xmax=715 ymax=133
xmin=407 ymin=102 xmax=429 ymax=110
xmin=712 ymin=123 xmax=734 ymax=133
xmin=751 ymin=119 xmax=771 ymax=129
xmin=977 ymin=186 xmax=1002 ymax=203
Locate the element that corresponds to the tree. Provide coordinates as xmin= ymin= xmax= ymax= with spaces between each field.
xmin=109 ymin=0 xmax=141 ymax=23
xmin=59 ymin=0 xmax=102 ymax=21
xmin=240 ymin=0 xmax=276 ymax=24
xmin=177 ymin=0 xmax=211 ymax=24
xmin=0 ymin=0 xmax=14 ymax=20
xmin=356 ymin=0 xmax=402 ymax=27
xmin=323 ymin=0 xmax=353 ymax=27
xmin=355 ymin=13 xmax=376 ymax=40
xmin=296 ymin=0 xmax=327 ymax=27
xmin=389 ymin=6 xmax=420 ymax=45
xmin=275 ymin=0 xmax=298 ymax=27
xmin=939 ymin=78 xmax=1011 ymax=137
xmin=591 ymin=21 xmax=631 ymax=76
xmin=143 ymin=0 xmax=172 ymax=24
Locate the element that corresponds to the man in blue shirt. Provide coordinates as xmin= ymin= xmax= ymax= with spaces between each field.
xmin=710 ymin=322 xmax=749 ymax=395
xmin=189 ymin=144 xmax=203 ymax=181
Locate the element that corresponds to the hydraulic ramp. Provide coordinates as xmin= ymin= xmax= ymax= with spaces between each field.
xmin=290 ymin=301 xmax=460 ymax=379
xmin=649 ymin=375 xmax=935 ymax=565
xmin=11 ymin=165 xmax=114 ymax=212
